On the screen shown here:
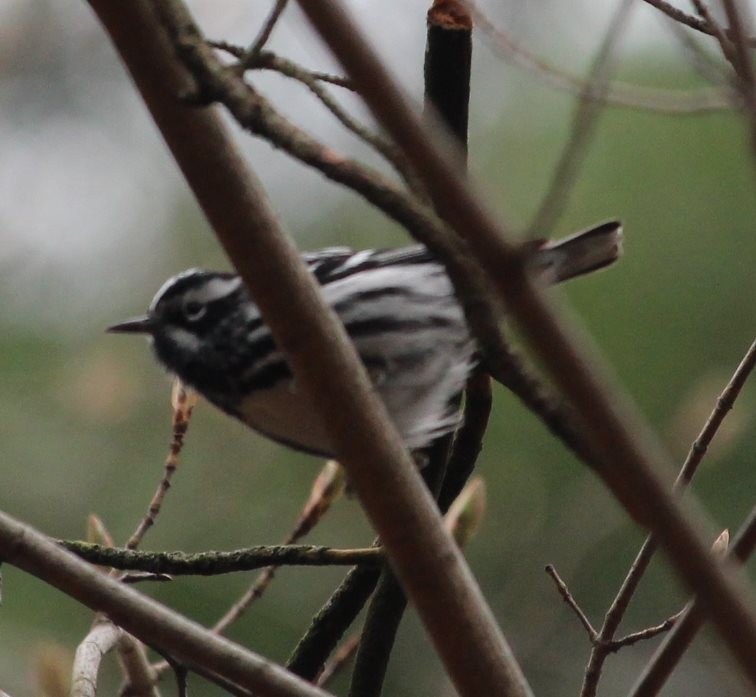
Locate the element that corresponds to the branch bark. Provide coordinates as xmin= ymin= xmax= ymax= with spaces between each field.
xmin=61 ymin=541 xmax=380 ymax=575
xmin=86 ymin=2 xmax=534 ymax=696
xmin=296 ymin=0 xmax=756 ymax=686
xmin=0 ymin=511 xmax=331 ymax=697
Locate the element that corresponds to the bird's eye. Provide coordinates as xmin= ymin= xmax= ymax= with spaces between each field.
xmin=183 ymin=299 xmax=206 ymax=322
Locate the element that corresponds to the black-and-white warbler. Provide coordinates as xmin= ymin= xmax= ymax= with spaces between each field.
xmin=108 ymin=221 xmax=622 ymax=456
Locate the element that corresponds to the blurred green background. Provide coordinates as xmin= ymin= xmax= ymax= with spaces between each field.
xmin=1 ymin=1 xmax=754 ymax=696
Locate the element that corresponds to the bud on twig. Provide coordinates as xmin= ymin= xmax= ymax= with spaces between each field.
xmin=711 ymin=529 xmax=730 ymax=557
xmin=171 ymin=378 xmax=198 ymax=420
xmin=444 ymin=477 xmax=486 ymax=547
xmin=86 ymin=514 xmax=115 ymax=548
xmin=294 ymin=460 xmax=347 ymax=540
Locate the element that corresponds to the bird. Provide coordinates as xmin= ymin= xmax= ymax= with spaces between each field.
xmin=108 ymin=221 xmax=622 ymax=457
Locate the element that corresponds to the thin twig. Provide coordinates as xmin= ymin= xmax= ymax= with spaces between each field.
xmin=212 ymin=461 xmax=345 ymax=636
xmin=546 ymin=566 xmax=683 ymax=651
xmin=116 ymin=633 xmax=161 ymax=697
xmin=243 ymin=0 xmax=288 ymax=63
xmin=665 ymin=14 xmax=733 ymax=87
xmin=242 ymin=50 xmax=423 ymax=194
xmin=212 ymin=41 xmax=352 ymax=88
xmin=526 ymin=0 xmax=635 ymax=238
xmin=70 ymin=621 xmax=122 ymax=697
xmin=644 ymin=0 xmax=726 ymax=35
xmin=721 ymin=0 xmax=755 ymax=84
xmin=152 ymin=463 xmax=345 ymax=676
xmin=60 ymin=541 xmax=381 ymax=575
xmin=212 ymin=40 xmax=420 ymax=192
xmin=126 ymin=382 xmax=196 ymax=550
xmin=609 ymin=609 xmax=684 ymax=651
xmin=545 ymin=565 xmax=598 ymax=641
xmin=629 ymin=505 xmax=756 ymax=696
xmin=690 ymin=0 xmax=738 ymax=66
xmin=470 ymin=3 xmax=734 ymax=114
xmin=675 ymin=337 xmax=756 ymax=491
xmin=316 ymin=634 xmax=360 ymax=687
xmin=643 ymin=0 xmax=756 ymax=45
xmin=580 ymin=337 xmax=756 ymax=696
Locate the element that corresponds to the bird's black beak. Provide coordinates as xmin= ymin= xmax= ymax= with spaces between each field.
xmin=106 ymin=315 xmax=155 ymax=335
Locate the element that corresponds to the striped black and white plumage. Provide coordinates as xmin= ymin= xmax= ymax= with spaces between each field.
xmin=108 ymin=221 xmax=622 ymax=456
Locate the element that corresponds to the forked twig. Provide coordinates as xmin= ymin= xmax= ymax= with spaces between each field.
xmin=242 ymin=0 xmax=288 ymax=63
xmin=630 ymin=506 xmax=756 ymax=696
xmin=580 ymin=337 xmax=756 ymax=697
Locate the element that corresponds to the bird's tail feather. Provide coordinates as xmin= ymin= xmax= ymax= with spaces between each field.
xmin=532 ymin=220 xmax=623 ymax=284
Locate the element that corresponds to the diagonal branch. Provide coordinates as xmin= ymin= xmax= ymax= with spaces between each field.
xmin=630 ymin=505 xmax=756 ymax=696
xmin=296 ymin=1 xmax=756 ymax=687
xmin=150 ymin=0 xmax=599 ymax=476
xmin=90 ymin=1 xmax=535 ymax=694
xmin=0 ymin=510 xmax=331 ymax=697
xmin=580 ymin=336 xmax=756 ymax=696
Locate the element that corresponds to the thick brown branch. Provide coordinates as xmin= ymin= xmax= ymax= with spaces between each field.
xmin=87 ymin=2 xmax=536 ymax=695
xmin=296 ymin=1 xmax=756 ymax=688
xmin=0 ymin=511 xmax=330 ymax=697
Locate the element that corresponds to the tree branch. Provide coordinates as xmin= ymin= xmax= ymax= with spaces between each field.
xmin=580 ymin=336 xmax=756 ymax=695
xmin=60 ymin=541 xmax=380 ymax=575
xmin=296 ymin=1 xmax=756 ymax=687
xmin=0 ymin=511 xmax=331 ymax=697
xmin=545 ymin=565 xmax=598 ymax=641
xmin=287 ymin=564 xmax=381 ymax=681
xmin=71 ymin=621 xmax=122 ymax=697
xmin=85 ymin=1 xmax=536 ymax=695
xmin=630 ymin=505 xmax=756 ymax=696
xmin=243 ymin=0 xmax=288 ymax=61
xmin=126 ymin=381 xmax=196 ymax=550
